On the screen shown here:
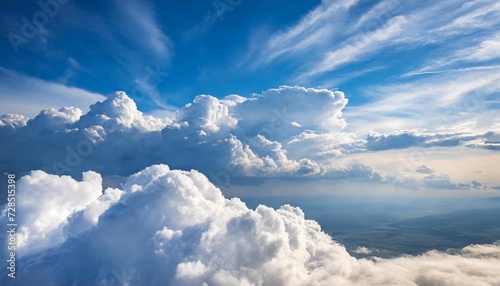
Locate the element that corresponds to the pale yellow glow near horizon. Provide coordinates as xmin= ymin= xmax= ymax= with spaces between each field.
xmin=331 ymin=146 xmax=500 ymax=194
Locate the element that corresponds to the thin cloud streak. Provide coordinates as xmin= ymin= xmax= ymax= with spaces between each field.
xmin=303 ymin=15 xmax=407 ymax=78
xmin=0 ymin=67 xmax=105 ymax=117
xmin=114 ymin=0 xmax=172 ymax=58
xmin=244 ymin=0 xmax=500 ymax=83
xmin=402 ymin=65 xmax=500 ymax=78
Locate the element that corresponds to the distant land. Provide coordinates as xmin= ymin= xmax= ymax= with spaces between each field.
xmin=242 ymin=195 xmax=500 ymax=258
xmin=328 ymin=208 xmax=500 ymax=258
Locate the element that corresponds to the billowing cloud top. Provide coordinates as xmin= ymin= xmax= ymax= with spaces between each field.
xmin=0 ymin=87 xmax=495 ymax=190
xmin=1 ymin=165 xmax=499 ymax=285
xmin=0 ymin=87 xmax=370 ymax=184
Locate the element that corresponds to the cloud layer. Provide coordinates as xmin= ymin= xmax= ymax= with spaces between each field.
xmin=1 ymin=86 xmax=494 ymax=191
xmin=367 ymin=129 xmax=500 ymax=151
xmin=1 ymin=165 xmax=499 ymax=285
xmin=0 ymin=87 xmax=370 ymax=183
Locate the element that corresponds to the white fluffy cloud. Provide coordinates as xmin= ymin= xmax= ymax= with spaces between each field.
xmin=174 ymin=94 xmax=237 ymax=133
xmin=0 ymin=114 xmax=28 ymax=132
xmin=229 ymin=86 xmax=348 ymax=138
xmin=0 ymin=86 xmax=490 ymax=191
xmin=1 ymin=165 xmax=499 ymax=285
xmin=27 ymin=106 xmax=82 ymax=131
xmin=0 ymin=87 xmax=368 ymax=184
xmin=76 ymin=91 xmax=171 ymax=132
xmin=11 ymin=170 xmax=123 ymax=256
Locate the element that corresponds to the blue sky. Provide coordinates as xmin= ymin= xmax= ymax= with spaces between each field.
xmin=1 ymin=0 xmax=322 ymax=111
xmin=2 ymin=0 xmax=497 ymax=111
xmin=1 ymin=0 xmax=500 ymax=196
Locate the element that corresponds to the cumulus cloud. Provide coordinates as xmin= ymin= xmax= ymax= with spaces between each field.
xmin=0 ymin=87 xmax=371 ymax=186
xmin=27 ymin=106 xmax=83 ymax=131
xmin=0 ymin=114 xmax=28 ymax=132
xmin=0 ymin=86 xmax=489 ymax=191
xmin=1 ymin=165 xmax=499 ymax=285
xmin=6 ymin=170 xmax=123 ymax=256
xmin=229 ymin=86 xmax=349 ymax=138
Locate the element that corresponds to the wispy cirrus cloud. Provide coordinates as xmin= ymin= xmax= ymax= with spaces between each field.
xmin=344 ymin=69 xmax=500 ymax=134
xmin=246 ymin=0 xmax=357 ymax=67
xmin=433 ymin=0 xmax=500 ymax=35
xmin=403 ymin=37 xmax=500 ymax=77
xmin=353 ymin=0 xmax=402 ymax=30
xmin=244 ymin=0 xmax=500 ymax=83
xmin=0 ymin=67 xmax=105 ymax=117
xmin=113 ymin=0 xmax=172 ymax=58
xmin=303 ymin=15 xmax=407 ymax=77
xmin=244 ymin=0 xmax=405 ymax=75
xmin=63 ymin=0 xmax=172 ymax=61
xmin=379 ymin=1 xmax=500 ymax=77
xmin=402 ymin=65 xmax=500 ymax=78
